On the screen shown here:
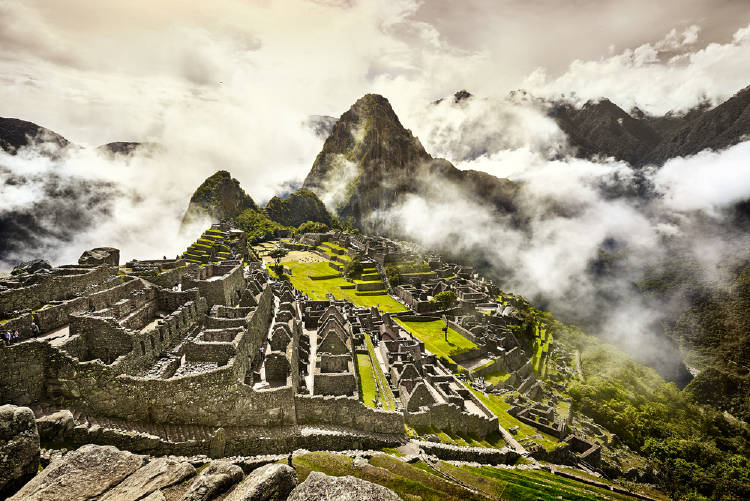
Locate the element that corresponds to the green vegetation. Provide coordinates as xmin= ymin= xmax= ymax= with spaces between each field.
xmin=364 ymin=334 xmax=396 ymax=410
xmin=356 ymin=353 xmax=378 ymax=408
xmin=431 ymin=290 xmax=457 ymax=311
xmin=294 ymin=220 xmax=329 ymax=235
xmin=343 ymin=253 xmax=365 ymax=279
xmin=280 ymin=260 xmax=405 ymax=312
xmin=467 ymin=386 xmax=559 ymax=449
xmin=291 ymin=451 xmax=484 ymax=500
xmin=263 ymin=188 xmax=334 ymax=227
xmin=531 ymin=323 xmax=552 ymax=375
xmin=446 ymin=463 xmax=644 ymax=501
xmin=236 ymin=208 xmax=291 ymax=244
xmin=482 ymin=370 xmax=511 ymax=385
xmin=385 ymin=263 xmax=403 ymax=286
xmin=187 ymin=170 xmax=257 ymax=220
xmin=395 ymin=319 xmax=477 ymax=363
xmin=555 ymin=323 xmax=750 ymax=500
xmin=290 ymin=451 xmax=642 ymax=500
xmin=182 ymin=228 xmax=232 ymax=264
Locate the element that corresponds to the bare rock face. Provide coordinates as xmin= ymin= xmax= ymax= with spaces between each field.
xmin=10 ymin=259 xmax=52 ymax=276
xmin=224 ymin=463 xmax=298 ymax=501
xmin=36 ymin=409 xmax=74 ymax=442
xmin=180 ymin=460 xmax=244 ymax=501
xmin=287 ymin=471 xmax=403 ymax=501
xmin=78 ymin=247 xmax=120 ymax=266
xmin=0 ymin=404 xmax=40 ymax=498
xmin=9 ymin=444 xmax=146 ymax=500
xmin=100 ymin=456 xmax=196 ymax=501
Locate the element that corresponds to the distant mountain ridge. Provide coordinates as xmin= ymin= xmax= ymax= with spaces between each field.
xmin=549 ymin=85 xmax=750 ymax=166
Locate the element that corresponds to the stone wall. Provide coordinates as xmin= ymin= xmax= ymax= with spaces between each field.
xmin=34 ymin=297 xmax=88 ymax=333
xmin=416 ymin=441 xmax=518 ymax=464
xmin=183 ymin=264 xmax=245 ymax=307
xmin=406 ymin=402 xmax=498 ymax=438
xmin=295 ymin=395 xmax=404 ymax=434
xmin=313 ymin=373 xmax=356 ymax=396
xmin=156 ymin=287 xmax=201 ymax=312
xmin=0 ymin=342 xmax=48 ymax=405
xmin=0 ymin=266 xmax=116 ymax=314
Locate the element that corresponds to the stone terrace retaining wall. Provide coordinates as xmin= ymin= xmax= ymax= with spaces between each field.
xmin=0 ymin=266 xmax=116 ymax=314
xmin=406 ymin=402 xmax=498 ymax=439
xmin=416 ymin=441 xmax=519 ymax=464
xmin=295 ymin=395 xmax=404 ymax=435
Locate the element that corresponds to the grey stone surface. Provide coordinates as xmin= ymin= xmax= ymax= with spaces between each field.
xmin=78 ymin=247 xmax=120 ymax=266
xmin=225 ymin=463 xmax=298 ymax=501
xmin=0 ymin=404 xmax=40 ymax=498
xmin=180 ymin=460 xmax=244 ymax=501
xmin=100 ymin=456 xmax=196 ymax=501
xmin=9 ymin=444 xmax=146 ymax=501
xmin=287 ymin=471 xmax=403 ymax=501
xmin=36 ymin=409 xmax=74 ymax=442
xmin=11 ymin=259 xmax=52 ymax=275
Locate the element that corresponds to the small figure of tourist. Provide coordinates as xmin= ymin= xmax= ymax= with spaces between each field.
xmin=31 ymin=321 xmax=40 ymax=337
xmin=287 ymin=453 xmax=293 ymax=467
xmin=1 ymin=331 xmax=10 ymax=346
xmin=12 ymin=330 xmax=19 ymax=343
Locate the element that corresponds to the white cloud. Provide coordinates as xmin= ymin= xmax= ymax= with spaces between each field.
xmin=525 ymin=23 xmax=750 ymax=114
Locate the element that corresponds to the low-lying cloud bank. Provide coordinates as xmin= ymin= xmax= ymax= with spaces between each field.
xmin=368 ymin=128 xmax=750 ymax=380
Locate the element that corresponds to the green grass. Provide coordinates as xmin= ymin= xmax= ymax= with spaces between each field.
xmin=321 ymin=241 xmax=346 ymax=251
xmin=532 ymin=323 xmax=552 ymax=375
xmin=483 ymin=370 xmax=512 ymax=385
xmin=466 ymin=386 xmax=559 ymax=449
xmin=394 ymin=319 xmax=477 ymax=363
xmin=291 ymin=452 xmax=486 ymax=501
xmin=280 ymin=260 xmax=405 ymax=313
xmin=444 ymin=463 xmax=641 ymax=501
xmin=289 ymin=451 xmax=648 ymax=501
xmin=356 ymin=353 xmax=378 ymax=408
xmin=364 ymin=334 xmax=396 ymax=410
xmin=417 ymin=426 xmax=506 ymax=449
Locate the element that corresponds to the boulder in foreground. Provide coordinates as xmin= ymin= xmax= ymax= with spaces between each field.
xmin=287 ymin=471 xmax=403 ymax=501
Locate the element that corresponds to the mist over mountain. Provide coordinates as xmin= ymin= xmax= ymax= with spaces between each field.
xmin=302 ymin=94 xmax=518 ymax=229
xmin=0 ymin=116 xmax=70 ymax=154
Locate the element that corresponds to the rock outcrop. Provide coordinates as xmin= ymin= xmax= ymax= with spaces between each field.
xmin=180 ymin=460 xmax=244 ymax=501
xmin=78 ymin=247 xmax=121 ymax=266
xmin=0 ymin=405 xmax=40 ymax=498
xmin=287 ymin=471 xmax=403 ymax=501
xmin=9 ymin=444 xmax=146 ymax=501
xmin=224 ymin=463 xmax=298 ymax=501
xmin=35 ymin=409 xmax=74 ymax=443
xmin=10 ymin=259 xmax=52 ymax=276
xmin=100 ymin=456 xmax=196 ymax=500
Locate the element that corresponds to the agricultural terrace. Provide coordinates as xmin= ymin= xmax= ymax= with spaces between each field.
xmin=394 ymin=318 xmax=477 ymax=364
xmin=532 ymin=322 xmax=552 ymax=376
xmin=466 ymin=385 xmax=559 ymax=450
xmin=289 ymin=451 xmax=643 ymax=501
xmin=268 ymin=256 xmax=405 ymax=313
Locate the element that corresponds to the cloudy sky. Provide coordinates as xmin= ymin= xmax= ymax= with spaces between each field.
xmin=2 ymin=1 xmax=750 ymax=183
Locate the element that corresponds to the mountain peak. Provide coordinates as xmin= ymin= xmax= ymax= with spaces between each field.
xmin=180 ymin=170 xmax=257 ymax=229
xmin=302 ymin=93 xmax=517 ymax=227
